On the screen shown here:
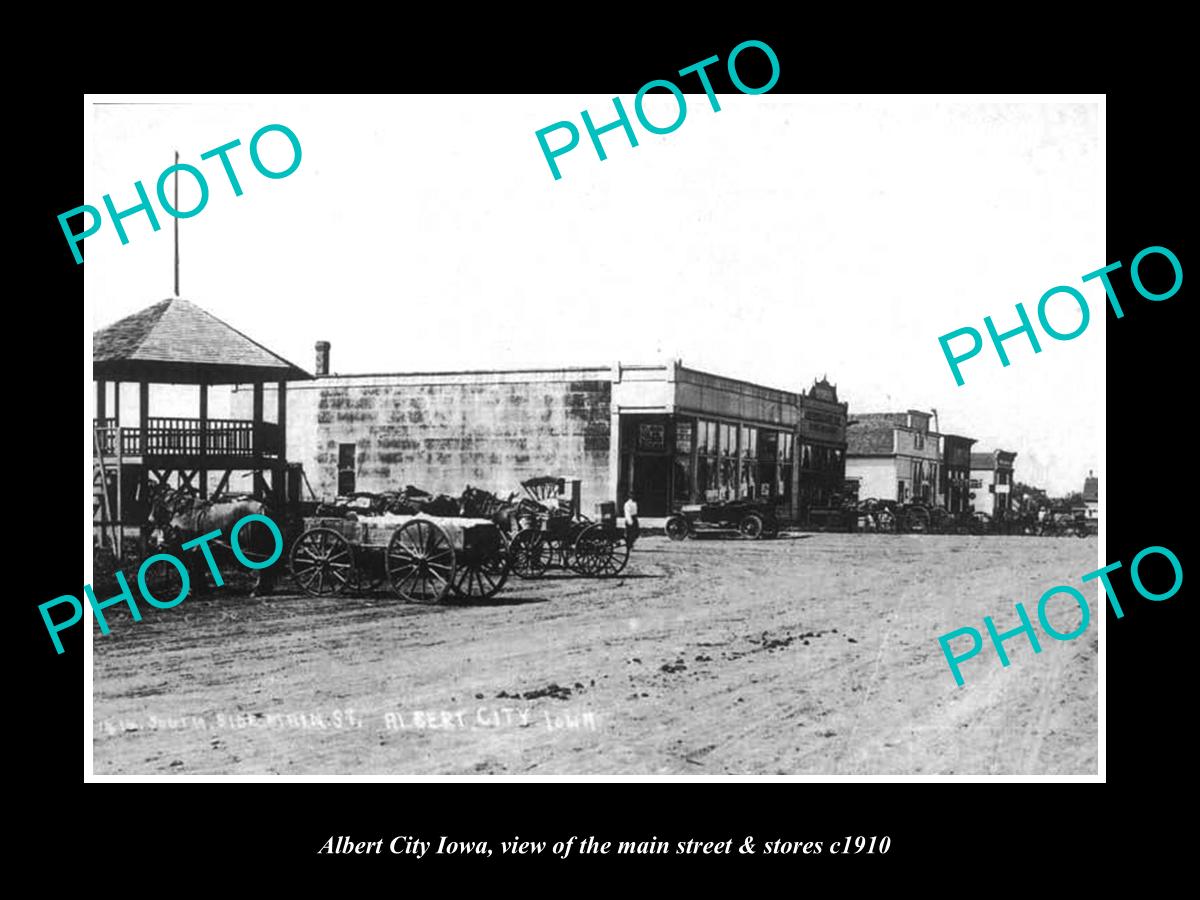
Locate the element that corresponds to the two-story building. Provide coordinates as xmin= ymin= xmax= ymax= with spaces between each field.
xmin=969 ymin=449 xmax=1018 ymax=517
xmin=940 ymin=434 xmax=977 ymax=513
xmin=796 ymin=378 xmax=849 ymax=517
xmin=845 ymin=410 xmax=942 ymax=505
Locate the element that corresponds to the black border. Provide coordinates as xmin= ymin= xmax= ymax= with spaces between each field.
xmin=30 ymin=27 xmax=1188 ymax=880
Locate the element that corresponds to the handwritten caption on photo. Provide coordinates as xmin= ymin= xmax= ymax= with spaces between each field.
xmin=97 ymin=707 xmax=601 ymax=734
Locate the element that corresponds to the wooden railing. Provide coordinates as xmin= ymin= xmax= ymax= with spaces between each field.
xmin=93 ymin=418 xmax=281 ymax=458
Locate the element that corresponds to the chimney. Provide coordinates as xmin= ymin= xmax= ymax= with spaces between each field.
xmin=315 ymin=341 xmax=330 ymax=377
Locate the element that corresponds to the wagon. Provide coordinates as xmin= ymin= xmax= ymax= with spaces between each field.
xmin=664 ymin=498 xmax=780 ymax=541
xmin=288 ymin=512 xmax=510 ymax=602
xmin=507 ymin=476 xmax=631 ymax=579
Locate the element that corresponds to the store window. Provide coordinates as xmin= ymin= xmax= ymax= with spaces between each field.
xmin=697 ymin=419 xmax=718 ymax=500
xmin=740 ymin=426 xmax=757 ymax=498
xmin=799 ymin=442 xmax=813 ymax=469
xmin=779 ymin=432 xmax=794 ymax=506
xmin=674 ymin=419 xmax=694 ymax=504
xmin=718 ymin=423 xmax=737 ymax=500
xmin=337 ymin=443 xmax=356 ymax=495
xmin=721 ymin=424 xmax=736 ymax=458
xmin=758 ymin=430 xmax=778 ymax=500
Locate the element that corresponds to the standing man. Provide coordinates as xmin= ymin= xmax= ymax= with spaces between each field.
xmin=623 ymin=493 xmax=640 ymax=547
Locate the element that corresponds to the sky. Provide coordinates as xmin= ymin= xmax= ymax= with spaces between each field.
xmin=85 ymin=94 xmax=1103 ymax=495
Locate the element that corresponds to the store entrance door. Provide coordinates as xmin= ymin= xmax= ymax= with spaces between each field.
xmin=631 ymin=455 xmax=671 ymax=517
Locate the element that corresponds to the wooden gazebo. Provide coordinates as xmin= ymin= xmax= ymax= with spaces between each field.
xmin=93 ymin=297 xmax=311 ymax=555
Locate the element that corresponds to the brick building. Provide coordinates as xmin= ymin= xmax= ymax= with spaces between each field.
xmin=845 ymin=410 xmax=943 ymax=505
xmin=234 ymin=348 xmax=848 ymax=522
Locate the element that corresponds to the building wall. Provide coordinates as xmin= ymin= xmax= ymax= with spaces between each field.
xmin=674 ymin=367 xmax=797 ymax=428
xmin=941 ymin=435 xmax=976 ymax=513
xmin=969 ymin=450 xmax=1017 ymax=516
xmin=969 ymin=467 xmax=997 ymax=514
xmin=235 ymin=370 xmax=614 ymax=513
xmin=845 ymin=457 xmax=895 ymax=502
xmin=238 ymin=360 xmax=844 ymax=523
xmin=893 ymin=428 xmax=943 ymax=504
xmin=797 ymin=385 xmax=849 ymax=513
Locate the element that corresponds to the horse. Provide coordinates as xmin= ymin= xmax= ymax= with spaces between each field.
xmin=146 ymin=485 xmax=285 ymax=596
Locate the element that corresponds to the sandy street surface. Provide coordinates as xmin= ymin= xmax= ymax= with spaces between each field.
xmin=92 ymin=533 xmax=1099 ymax=775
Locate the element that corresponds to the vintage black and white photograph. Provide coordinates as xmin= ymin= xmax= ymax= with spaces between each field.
xmin=84 ymin=93 xmax=1103 ymax=777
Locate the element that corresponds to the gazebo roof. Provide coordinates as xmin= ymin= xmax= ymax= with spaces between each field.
xmin=93 ymin=297 xmax=311 ymax=385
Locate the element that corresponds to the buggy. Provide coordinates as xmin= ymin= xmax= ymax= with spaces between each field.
xmin=507 ymin=476 xmax=632 ymax=578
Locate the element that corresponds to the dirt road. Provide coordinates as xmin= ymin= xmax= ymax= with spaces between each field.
xmin=92 ymin=533 xmax=1099 ymax=775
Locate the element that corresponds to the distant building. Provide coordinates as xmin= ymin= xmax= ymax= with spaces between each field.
xmin=796 ymin=378 xmax=849 ymax=517
xmin=846 ymin=411 xmax=942 ymax=504
xmin=969 ymin=450 xmax=1018 ymax=517
xmin=940 ymin=434 xmax=977 ymax=513
xmin=1082 ymin=469 xmax=1099 ymax=532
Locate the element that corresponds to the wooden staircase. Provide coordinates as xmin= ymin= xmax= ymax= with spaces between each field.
xmin=93 ymin=425 xmax=123 ymax=560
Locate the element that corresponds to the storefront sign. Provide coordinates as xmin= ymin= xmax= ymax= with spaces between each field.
xmin=639 ymin=423 xmax=665 ymax=451
xmin=675 ymin=421 xmax=693 ymax=454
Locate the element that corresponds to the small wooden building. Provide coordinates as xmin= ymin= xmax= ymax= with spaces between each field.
xmin=92 ymin=297 xmax=310 ymax=556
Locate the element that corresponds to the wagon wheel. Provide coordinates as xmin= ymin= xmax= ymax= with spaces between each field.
xmin=289 ymin=528 xmax=355 ymax=596
xmin=508 ymin=529 xmax=552 ymax=579
xmin=906 ymin=506 xmax=931 ymax=534
xmin=559 ymin=522 xmax=589 ymax=570
xmin=875 ymin=507 xmax=898 ymax=533
xmin=571 ymin=524 xmax=611 ymax=576
xmin=386 ymin=519 xmax=455 ymax=603
xmin=567 ymin=527 xmax=597 ymax=575
xmin=665 ymin=515 xmax=690 ymax=541
xmin=739 ymin=513 xmax=765 ymax=539
xmin=451 ymin=538 xmax=510 ymax=601
xmin=856 ymin=507 xmax=875 ymax=533
xmin=602 ymin=529 xmax=632 ymax=577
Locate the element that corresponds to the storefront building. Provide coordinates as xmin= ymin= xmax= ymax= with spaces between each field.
xmin=796 ymin=379 xmax=849 ymax=516
xmin=969 ymin=449 xmax=1018 ymax=516
xmin=236 ymin=349 xmax=848 ymax=523
xmin=613 ymin=365 xmax=840 ymax=520
xmin=941 ymin=434 xmax=977 ymax=513
xmin=1082 ymin=469 xmax=1099 ymax=533
xmin=845 ymin=411 xmax=943 ymax=504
